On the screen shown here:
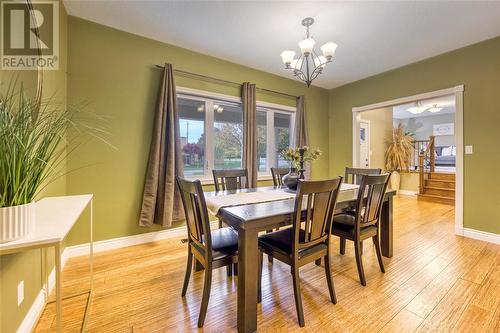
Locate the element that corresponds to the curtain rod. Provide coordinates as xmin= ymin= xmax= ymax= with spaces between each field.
xmin=154 ymin=64 xmax=298 ymax=99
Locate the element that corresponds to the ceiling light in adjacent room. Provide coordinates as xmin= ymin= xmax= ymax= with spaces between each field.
xmin=427 ymin=104 xmax=443 ymax=113
xmin=407 ymin=102 xmax=427 ymax=114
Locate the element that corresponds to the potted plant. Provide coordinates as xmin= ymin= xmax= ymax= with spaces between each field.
xmin=280 ymin=146 xmax=321 ymax=190
xmin=0 ymin=83 xmax=91 ymax=243
xmin=385 ymin=124 xmax=413 ymax=191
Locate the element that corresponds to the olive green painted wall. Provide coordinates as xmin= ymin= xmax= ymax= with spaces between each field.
xmin=0 ymin=2 xmax=68 ymax=331
xmin=65 ymin=17 xmax=330 ymax=245
xmin=329 ymin=36 xmax=500 ymax=235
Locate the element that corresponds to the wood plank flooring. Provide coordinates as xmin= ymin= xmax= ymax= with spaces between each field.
xmin=34 ymin=195 xmax=500 ymax=332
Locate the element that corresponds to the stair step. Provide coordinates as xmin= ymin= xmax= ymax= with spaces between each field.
xmin=417 ymin=194 xmax=455 ymax=205
xmin=423 ymin=186 xmax=455 ymax=197
xmin=429 ymin=172 xmax=455 ymax=181
xmin=425 ymin=179 xmax=455 ymax=189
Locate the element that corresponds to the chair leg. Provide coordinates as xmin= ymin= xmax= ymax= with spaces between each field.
xmin=197 ymin=264 xmax=212 ymax=328
xmin=360 ymin=240 xmax=363 ymax=256
xmin=181 ymin=249 xmax=193 ymax=296
xmin=340 ymin=238 xmax=346 ymax=255
xmin=218 ymin=218 xmax=223 ymax=228
xmin=324 ymin=252 xmax=337 ymax=304
xmin=315 ymin=258 xmax=322 ymax=266
xmin=233 ymin=263 xmax=238 ymax=276
xmin=226 ymin=263 xmax=232 ymax=277
xmin=291 ymin=266 xmax=305 ymax=327
xmin=265 ymin=232 xmax=274 ymax=264
xmin=373 ymin=235 xmax=385 ymax=273
xmin=258 ymin=251 xmax=263 ymax=303
xmin=354 ymin=240 xmax=367 ymax=286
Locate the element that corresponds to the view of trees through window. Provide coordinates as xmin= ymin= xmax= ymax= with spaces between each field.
xmin=178 ymin=94 xmax=294 ymax=179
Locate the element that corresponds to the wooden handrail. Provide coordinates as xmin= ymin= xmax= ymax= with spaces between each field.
xmin=418 ymin=136 xmax=436 ymax=194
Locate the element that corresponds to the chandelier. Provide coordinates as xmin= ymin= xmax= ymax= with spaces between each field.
xmin=280 ymin=17 xmax=337 ymax=87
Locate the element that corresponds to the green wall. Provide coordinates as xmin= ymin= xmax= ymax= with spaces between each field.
xmin=0 ymin=1 xmax=68 ymax=331
xmin=329 ymin=36 xmax=500 ymax=235
xmin=65 ymin=17 xmax=330 ymax=245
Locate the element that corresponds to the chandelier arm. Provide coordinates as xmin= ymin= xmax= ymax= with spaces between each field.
xmin=294 ymin=69 xmax=307 ymax=81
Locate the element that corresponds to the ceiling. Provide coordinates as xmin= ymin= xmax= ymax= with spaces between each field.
xmin=64 ymin=1 xmax=500 ymax=89
xmin=393 ymin=95 xmax=455 ymax=119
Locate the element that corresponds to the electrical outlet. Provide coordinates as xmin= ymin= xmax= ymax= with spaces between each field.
xmin=465 ymin=145 xmax=473 ymax=154
xmin=17 ymin=280 xmax=24 ymax=306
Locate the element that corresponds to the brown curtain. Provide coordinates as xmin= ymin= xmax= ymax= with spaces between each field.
xmin=295 ymin=95 xmax=309 ymax=147
xmin=295 ymin=95 xmax=311 ymax=179
xmin=139 ymin=64 xmax=184 ymax=227
xmin=242 ymin=82 xmax=257 ymax=188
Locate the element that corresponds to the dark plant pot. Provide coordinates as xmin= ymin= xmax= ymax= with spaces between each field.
xmin=282 ymin=168 xmax=300 ymax=190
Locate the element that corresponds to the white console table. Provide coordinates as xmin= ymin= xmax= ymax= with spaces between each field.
xmin=0 ymin=194 xmax=94 ymax=332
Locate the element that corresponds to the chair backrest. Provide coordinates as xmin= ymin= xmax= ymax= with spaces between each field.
xmin=345 ymin=167 xmax=382 ymax=185
xmin=292 ymin=177 xmax=343 ymax=254
xmin=212 ymin=169 xmax=248 ymax=191
xmin=176 ymin=177 xmax=212 ymax=258
xmin=270 ymin=167 xmax=289 ymax=186
xmin=354 ymin=173 xmax=391 ymax=230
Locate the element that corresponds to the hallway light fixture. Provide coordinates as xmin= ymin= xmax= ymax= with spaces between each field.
xmin=280 ymin=17 xmax=337 ymax=87
xmin=427 ymin=104 xmax=443 ymax=113
xmin=407 ymin=102 xmax=428 ymax=114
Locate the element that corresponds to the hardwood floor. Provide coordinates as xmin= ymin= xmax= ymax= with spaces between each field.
xmin=35 ymin=195 xmax=500 ymax=332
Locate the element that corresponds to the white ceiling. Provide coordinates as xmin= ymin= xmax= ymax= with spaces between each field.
xmin=393 ymin=95 xmax=455 ymax=119
xmin=63 ymin=1 xmax=500 ymax=89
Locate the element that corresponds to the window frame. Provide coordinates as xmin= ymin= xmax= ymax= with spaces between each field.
xmin=177 ymin=86 xmax=295 ymax=183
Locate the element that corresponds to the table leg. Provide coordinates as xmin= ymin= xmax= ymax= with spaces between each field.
xmin=55 ymin=242 xmax=62 ymax=333
xmin=381 ymin=195 xmax=393 ymax=258
xmin=237 ymin=228 xmax=259 ymax=333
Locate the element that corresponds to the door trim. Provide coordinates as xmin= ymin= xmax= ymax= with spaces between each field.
xmin=351 ymin=85 xmax=464 ymax=235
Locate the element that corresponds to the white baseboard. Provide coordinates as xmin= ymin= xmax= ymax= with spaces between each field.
xmin=463 ymin=228 xmax=500 ymax=245
xmin=65 ymin=223 xmax=194 ymax=257
xmin=17 ymin=222 xmax=199 ymax=333
xmin=397 ymin=190 xmax=418 ymax=196
xmin=17 ymin=250 xmax=71 ymax=333
xmin=16 ymin=289 xmax=45 ymax=333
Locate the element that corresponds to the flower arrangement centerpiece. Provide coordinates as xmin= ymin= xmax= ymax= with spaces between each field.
xmin=280 ymin=146 xmax=322 ymax=190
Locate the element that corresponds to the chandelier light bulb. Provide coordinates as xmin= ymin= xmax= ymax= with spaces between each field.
xmin=280 ymin=50 xmax=295 ymax=67
xmin=298 ymin=38 xmax=315 ymax=55
xmin=321 ymin=42 xmax=338 ymax=59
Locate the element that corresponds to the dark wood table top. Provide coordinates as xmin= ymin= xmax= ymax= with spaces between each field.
xmin=206 ymin=186 xmax=396 ymax=231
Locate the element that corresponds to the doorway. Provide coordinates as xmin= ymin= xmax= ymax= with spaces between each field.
xmin=351 ymin=85 xmax=464 ymax=235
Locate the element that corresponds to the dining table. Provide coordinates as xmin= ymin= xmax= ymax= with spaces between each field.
xmin=204 ymin=184 xmax=396 ymax=333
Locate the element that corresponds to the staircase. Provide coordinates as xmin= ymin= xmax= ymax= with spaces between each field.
xmin=417 ymin=172 xmax=455 ymax=205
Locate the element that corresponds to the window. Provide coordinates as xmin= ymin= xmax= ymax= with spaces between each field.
xmin=214 ymin=102 xmax=243 ymax=169
xmin=178 ymin=89 xmax=295 ymax=180
xmin=179 ymin=98 xmax=205 ymax=178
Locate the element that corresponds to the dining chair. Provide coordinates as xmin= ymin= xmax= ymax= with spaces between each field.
xmin=331 ymin=173 xmax=391 ymax=286
xmin=176 ymin=177 xmax=239 ymax=328
xmin=341 ymin=167 xmax=383 ymax=254
xmin=212 ymin=169 xmax=248 ymax=275
xmin=258 ymin=177 xmax=343 ymax=327
xmin=345 ymin=167 xmax=382 ymax=185
xmin=270 ymin=167 xmax=289 ymax=186
xmin=212 ymin=168 xmax=248 ymax=192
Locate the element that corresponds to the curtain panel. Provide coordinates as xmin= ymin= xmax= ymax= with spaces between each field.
xmin=295 ymin=95 xmax=311 ymax=179
xmin=139 ymin=64 xmax=184 ymax=227
xmin=242 ymin=82 xmax=257 ymax=188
